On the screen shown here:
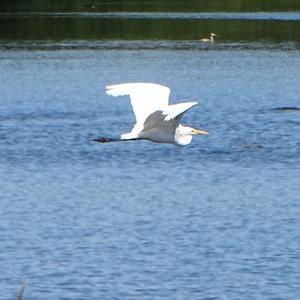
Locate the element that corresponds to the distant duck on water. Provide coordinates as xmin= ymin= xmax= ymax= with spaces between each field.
xmin=200 ymin=33 xmax=217 ymax=42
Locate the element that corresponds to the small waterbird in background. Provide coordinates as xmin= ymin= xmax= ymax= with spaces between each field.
xmin=200 ymin=33 xmax=217 ymax=42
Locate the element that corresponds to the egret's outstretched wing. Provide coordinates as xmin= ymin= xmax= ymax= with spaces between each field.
xmin=106 ymin=83 xmax=170 ymax=135
xmin=138 ymin=101 xmax=198 ymax=144
xmin=162 ymin=102 xmax=198 ymax=122
xmin=141 ymin=102 xmax=198 ymax=138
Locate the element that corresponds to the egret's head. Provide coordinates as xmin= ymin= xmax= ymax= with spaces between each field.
xmin=175 ymin=125 xmax=209 ymax=145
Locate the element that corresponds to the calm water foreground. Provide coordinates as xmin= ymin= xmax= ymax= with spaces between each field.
xmin=1 ymin=46 xmax=300 ymax=300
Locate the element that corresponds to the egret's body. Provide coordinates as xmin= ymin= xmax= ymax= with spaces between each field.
xmin=200 ymin=33 xmax=217 ymax=42
xmin=94 ymin=83 xmax=208 ymax=146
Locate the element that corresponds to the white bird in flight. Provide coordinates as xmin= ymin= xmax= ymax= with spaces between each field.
xmin=94 ymin=83 xmax=209 ymax=146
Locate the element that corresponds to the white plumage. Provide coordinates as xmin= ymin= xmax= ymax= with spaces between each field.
xmin=95 ymin=83 xmax=209 ymax=146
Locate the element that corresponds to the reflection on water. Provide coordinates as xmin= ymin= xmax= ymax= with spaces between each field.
xmin=1 ymin=16 xmax=300 ymax=44
xmin=2 ymin=11 xmax=300 ymax=20
xmin=1 ymin=1 xmax=300 ymax=45
xmin=1 ymin=0 xmax=300 ymax=13
xmin=1 ymin=39 xmax=300 ymax=51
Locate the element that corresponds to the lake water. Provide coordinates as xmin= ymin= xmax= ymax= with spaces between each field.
xmin=1 ymin=2 xmax=300 ymax=300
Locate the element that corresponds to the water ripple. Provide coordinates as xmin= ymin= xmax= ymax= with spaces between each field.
xmin=1 ymin=40 xmax=300 ymax=51
xmin=2 ymin=11 xmax=300 ymax=21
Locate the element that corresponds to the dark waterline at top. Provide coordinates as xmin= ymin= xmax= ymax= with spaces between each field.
xmin=1 ymin=0 xmax=300 ymax=13
xmin=1 ymin=0 xmax=300 ymax=48
xmin=2 ymin=11 xmax=300 ymax=20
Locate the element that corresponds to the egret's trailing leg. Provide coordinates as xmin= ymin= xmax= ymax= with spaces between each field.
xmin=93 ymin=137 xmax=140 ymax=143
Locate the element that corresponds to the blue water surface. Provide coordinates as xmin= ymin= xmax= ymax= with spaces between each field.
xmin=0 ymin=47 xmax=300 ymax=300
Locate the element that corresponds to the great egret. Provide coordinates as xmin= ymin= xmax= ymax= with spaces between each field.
xmin=94 ymin=83 xmax=209 ymax=146
xmin=200 ymin=33 xmax=217 ymax=42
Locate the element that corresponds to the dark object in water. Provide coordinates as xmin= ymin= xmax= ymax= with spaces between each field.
xmin=93 ymin=137 xmax=117 ymax=143
xmin=17 ymin=281 xmax=28 ymax=300
xmin=271 ymin=107 xmax=300 ymax=112
xmin=92 ymin=137 xmax=139 ymax=143
xmin=240 ymin=143 xmax=263 ymax=150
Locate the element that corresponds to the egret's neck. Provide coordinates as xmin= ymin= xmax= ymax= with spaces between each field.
xmin=175 ymin=125 xmax=193 ymax=146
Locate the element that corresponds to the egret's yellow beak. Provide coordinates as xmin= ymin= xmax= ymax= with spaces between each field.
xmin=192 ymin=129 xmax=209 ymax=135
